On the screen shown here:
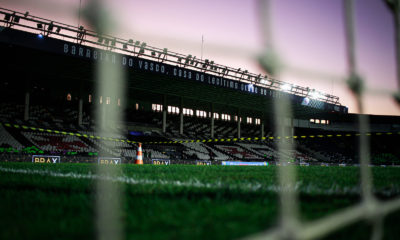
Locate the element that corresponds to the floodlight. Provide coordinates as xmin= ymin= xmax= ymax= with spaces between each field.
xmin=37 ymin=23 xmax=43 ymax=29
xmin=37 ymin=33 xmax=43 ymax=39
xmin=163 ymin=48 xmax=168 ymax=53
xmin=281 ymin=84 xmax=291 ymax=91
xmin=13 ymin=16 xmax=20 ymax=23
xmin=310 ymin=91 xmax=322 ymax=99
xmin=4 ymin=13 xmax=10 ymax=21
xmin=48 ymin=22 xmax=54 ymax=31
xmin=185 ymin=54 xmax=192 ymax=63
xmin=140 ymin=42 xmax=147 ymax=47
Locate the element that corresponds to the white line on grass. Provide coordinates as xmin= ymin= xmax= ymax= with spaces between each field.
xmin=0 ymin=166 xmax=399 ymax=196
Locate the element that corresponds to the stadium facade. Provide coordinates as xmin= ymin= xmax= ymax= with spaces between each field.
xmin=0 ymin=8 xmax=399 ymax=165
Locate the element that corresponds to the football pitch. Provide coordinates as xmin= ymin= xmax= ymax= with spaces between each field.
xmin=1 ymin=162 xmax=400 ymax=240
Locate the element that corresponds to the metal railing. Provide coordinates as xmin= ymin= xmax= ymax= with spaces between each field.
xmin=0 ymin=6 xmax=341 ymax=105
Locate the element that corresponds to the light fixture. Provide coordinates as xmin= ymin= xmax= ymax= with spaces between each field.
xmin=47 ymin=22 xmax=54 ymax=31
xmin=128 ymin=39 xmax=133 ymax=44
xmin=4 ymin=13 xmax=11 ymax=21
xmin=13 ymin=16 xmax=20 ymax=23
xmin=24 ymin=11 xmax=29 ymax=17
xmin=310 ymin=90 xmax=322 ymax=99
xmin=135 ymin=41 xmax=140 ymax=46
xmin=37 ymin=33 xmax=44 ymax=39
xmin=37 ymin=23 xmax=43 ymax=29
xmin=281 ymin=84 xmax=292 ymax=91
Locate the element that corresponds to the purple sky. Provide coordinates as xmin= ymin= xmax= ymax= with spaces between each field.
xmin=3 ymin=0 xmax=400 ymax=115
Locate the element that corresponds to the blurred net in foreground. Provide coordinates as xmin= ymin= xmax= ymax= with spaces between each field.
xmin=2 ymin=0 xmax=400 ymax=239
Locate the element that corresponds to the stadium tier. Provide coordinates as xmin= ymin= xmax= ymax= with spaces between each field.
xmin=0 ymin=9 xmax=399 ymax=166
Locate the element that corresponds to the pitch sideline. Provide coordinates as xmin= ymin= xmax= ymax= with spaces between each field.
xmin=0 ymin=166 xmax=399 ymax=196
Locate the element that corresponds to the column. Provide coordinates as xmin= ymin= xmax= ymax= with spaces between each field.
xmin=179 ymin=98 xmax=183 ymax=135
xmin=237 ymin=109 xmax=241 ymax=138
xmin=162 ymin=95 xmax=167 ymax=133
xmin=210 ymin=103 xmax=214 ymax=138
xmin=24 ymin=92 xmax=30 ymax=121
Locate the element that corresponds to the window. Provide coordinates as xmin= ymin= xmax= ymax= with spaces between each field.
xmin=221 ymin=114 xmax=231 ymax=121
xmin=67 ymin=93 xmax=72 ymax=101
xmin=106 ymin=97 xmax=111 ymax=105
xmin=88 ymin=94 xmax=92 ymax=103
xmin=168 ymin=106 xmax=179 ymax=114
xmin=152 ymin=104 xmax=163 ymax=112
xmin=183 ymin=108 xmax=194 ymax=116
xmin=310 ymin=119 xmax=315 ymax=123
xmin=196 ymin=110 xmax=207 ymax=118
xmin=213 ymin=113 xmax=219 ymax=119
xmin=99 ymin=96 xmax=103 ymax=104
xmin=255 ymin=118 xmax=261 ymax=125
xmin=118 ymin=98 xmax=121 ymax=106
xmin=247 ymin=117 xmax=253 ymax=124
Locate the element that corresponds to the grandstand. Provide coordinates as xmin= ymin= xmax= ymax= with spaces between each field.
xmin=0 ymin=7 xmax=399 ymax=166
xmin=1 ymin=4 xmax=400 ymax=240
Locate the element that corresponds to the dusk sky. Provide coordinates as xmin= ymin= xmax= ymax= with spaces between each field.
xmin=3 ymin=0 xmax=400 ymax=116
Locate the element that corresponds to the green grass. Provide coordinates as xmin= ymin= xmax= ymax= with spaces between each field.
xmin=0 ymin=162 xmax=400 ymax=240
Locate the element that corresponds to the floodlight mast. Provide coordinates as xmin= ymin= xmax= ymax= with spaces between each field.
xmin=0 ymin=7 xmax=342 ymax=106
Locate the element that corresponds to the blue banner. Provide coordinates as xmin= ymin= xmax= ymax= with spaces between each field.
xmin=221 ymin=161 xmax=268 ymax=166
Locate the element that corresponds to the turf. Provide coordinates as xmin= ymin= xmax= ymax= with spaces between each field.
xmin=0 ymin=162 xmax=400 ymax=240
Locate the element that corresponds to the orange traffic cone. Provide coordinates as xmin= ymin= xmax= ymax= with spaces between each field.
xmin=135 ymin=143 xmax=143 ymax=165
